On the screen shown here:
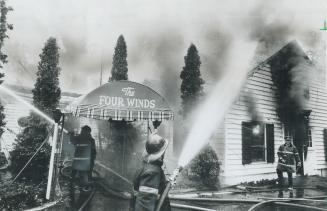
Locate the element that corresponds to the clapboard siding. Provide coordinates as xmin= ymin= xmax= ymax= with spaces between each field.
xmin=307 ymin=72 xmax=327 ymax=170
xmin=1 ymin=103 xmax=30 ymax=151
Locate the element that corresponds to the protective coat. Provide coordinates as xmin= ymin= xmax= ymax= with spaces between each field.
xmin=71 ymin=133 xmax=96 ymax=171
xmin=277 ymin=143 xmax=300 ymax=173
xmin=131 ymin=160 xmax=171 ymax=211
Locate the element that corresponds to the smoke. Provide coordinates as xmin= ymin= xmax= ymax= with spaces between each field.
xmin=2 ymin=0 xmax=324 ymax=95
xmin=289 ymin=59 xmax=311 ymax=110
xmin=201 ymin=27 xmax=232 ymax=82
xmin=248 ymin=12 xmax=294 ymax=58
xmin=61 ymin=35 xmax=87 ymax=65
xmin=269 ymin=41 xmax=312 ymax=128
xmin=152 ymin=32 xmax=185 ymax=109
xmin=244 ymin=91 xmax=262 ymax=122
xmin=4 ymin=42 xmax=38 ymax=85
xmin=246 ymin=1 xmax=322 ymax=66
xmin=128 ymin=30 xmax=186 ymax=111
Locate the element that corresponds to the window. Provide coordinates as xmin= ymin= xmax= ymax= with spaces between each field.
xmin=242 ymin=122 xmax=274 ymax=164
xmin=324 ymin=129 xmax=327 ymax=161
xmin=307 ymin=129 xmax=312 ymax=147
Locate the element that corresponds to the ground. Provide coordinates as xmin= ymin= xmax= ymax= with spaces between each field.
xmin=2 ymin=168 xmax=327 ymax=210
xmin=54 ymin=173 xmax=327 ymax=211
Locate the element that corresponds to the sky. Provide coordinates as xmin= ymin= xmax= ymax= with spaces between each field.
xmin=2 ymin=0 xmax=326 ymax=96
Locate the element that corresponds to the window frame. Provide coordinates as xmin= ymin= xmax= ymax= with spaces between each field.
xmin=242 ymin=121 xmax=273 ymax=164
xmin=250 ymin=123 xmax=266 ymax=162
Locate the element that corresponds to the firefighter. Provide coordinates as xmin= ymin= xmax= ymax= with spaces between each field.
xmin=70 ymin=125 xmax=96 ymax=187
xmin=131 ymin=133 xmax=171 ymax=211
xmin=276 ymin=136 xmax=301 ymax=190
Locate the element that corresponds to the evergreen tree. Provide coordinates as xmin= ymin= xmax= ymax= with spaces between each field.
xmin=32 ymin=37 xmax=61 ymax=114
xmin=10 ymin=37 xmax=61 ymax=181
xmin=180 ymin=44 xmax=204 ymax=117
xmin=110 ymin=35 xmax=128 ymax=81
xmin=0 ymin=0 xmax=12 ymax=72
xmin=0 ymin=0 xmax=13 ymax=139
xmin=0 ymin=103 xmax=4 ymax=137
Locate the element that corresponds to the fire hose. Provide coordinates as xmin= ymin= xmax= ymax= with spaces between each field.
xmin=274 ymin=202 xmax=327 ymax=211
xmin=155 ymin=166 xmax=183 ymax=211
xmin=248 ymin=198 xmax=327 ymax=211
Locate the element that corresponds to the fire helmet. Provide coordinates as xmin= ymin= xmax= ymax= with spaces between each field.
xmin=81 ymin=125 xmax=91 ymax=133
xmin=143 ymin=133 xmax=169 ymax=162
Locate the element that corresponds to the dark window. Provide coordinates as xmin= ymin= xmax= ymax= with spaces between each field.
xmin=308 ymin=129 xmax=312 ymax=147
xmin=242 ymin=122 xmax=275 ymax=164
xmin=324 ymin=129 xmax=327 ymax=161
xmin=266 ymin=124 xmax=275 ymax=163
xmin=242 ymin=122 xmax=252 ymax=165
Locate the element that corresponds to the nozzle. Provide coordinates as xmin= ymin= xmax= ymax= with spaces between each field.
xmin=169 ymin=166 xmax=183 ymax=184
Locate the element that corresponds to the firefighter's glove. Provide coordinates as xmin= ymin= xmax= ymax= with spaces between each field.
xmin=279 ymin=158 xmax=286 ymax=163
xmin=169 ymin=168 xmax=181 ymax=186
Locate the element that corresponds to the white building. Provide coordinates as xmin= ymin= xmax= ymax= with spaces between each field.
xmin=211 ymin=40 xmax=327 ymax=185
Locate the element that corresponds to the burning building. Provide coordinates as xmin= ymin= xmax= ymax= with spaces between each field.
xmin=210 ymin=40 xmax=327 ymax=185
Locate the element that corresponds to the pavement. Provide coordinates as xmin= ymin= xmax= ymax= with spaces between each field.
xmin=49 ymin=175 xmax=327 ymax=211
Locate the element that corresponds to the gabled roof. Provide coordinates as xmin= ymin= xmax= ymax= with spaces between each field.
xmin=267 ymin=40 xmax=311 ymax=64
xmin=248 ymin=40 xmax=312 ymax=76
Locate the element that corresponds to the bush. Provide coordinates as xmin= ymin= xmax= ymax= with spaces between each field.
xmin=9 ymin=115 xmax=51 ymax=182
xmin=0 ymin=152 xmax=8 ymax=166
xmin=188 ymin=145 xmax=220 ymax=188
xmin=0 ymin=180 xmax=47 ymax=210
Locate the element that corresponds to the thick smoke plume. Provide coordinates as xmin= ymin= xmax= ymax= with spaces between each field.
xmin=135 ymin=31 xmax=185 ymax=110
xmin=201 ymin=28 xmax=232 ymax=82
xmin=3 ymin=0 xmax=324 ymax=96
xmin=269 ymin=41 xmax=312 ymax=129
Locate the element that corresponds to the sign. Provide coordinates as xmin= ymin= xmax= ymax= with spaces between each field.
xmin=69 ymin=81 xmax=173 ymax=121
xmin=99 ymin=86 xmax=156 ymax=109
xmin=99 ymin=96 xmax=156 ymax=109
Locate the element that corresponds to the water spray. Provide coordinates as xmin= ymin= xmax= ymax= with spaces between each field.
xmin=156 ymin=39 xmax=256 ymax=211
xmin=0 ymin=84 xmax=68 ymax=133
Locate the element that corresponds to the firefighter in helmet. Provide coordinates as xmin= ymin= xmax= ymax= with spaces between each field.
xmin=131 ymin=133 xmax=171 ymax=211
xmin=276 ymin=136 xmax=301 ymax=190
xmin=70 ymin=125 xmax=96 ymax=187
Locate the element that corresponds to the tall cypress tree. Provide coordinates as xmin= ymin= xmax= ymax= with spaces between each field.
xmin=110 ymin=35 xmax=128 ymax=81
xmin=0 ymin=0 xmax=12 ymax=139
xmin=180 ymin=44 xmax=204 ymax=117
xmin=10 ymin=37 xmax=61 ymax=181
xmin=32 ymin=37 xmax=61 ymax=114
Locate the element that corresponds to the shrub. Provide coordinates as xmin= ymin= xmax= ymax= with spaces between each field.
xmin=188 ymin=145 xmax=220 ymax=188
xmin=9 ymin=115 xmax=51 ymax=182
xmin=0 ymin=180 xmax=47 ymax=210
xmin=0 ymin=152 xmax=7 ymax=166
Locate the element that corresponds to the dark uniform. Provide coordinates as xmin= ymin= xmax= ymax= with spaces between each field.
xmin=131 ymin=160 xmax=171 ymax=211
xmin=70 ymin=126 xmax=96 ymax=185
xmin=276 ymin=143 xmax=300 ymax=188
